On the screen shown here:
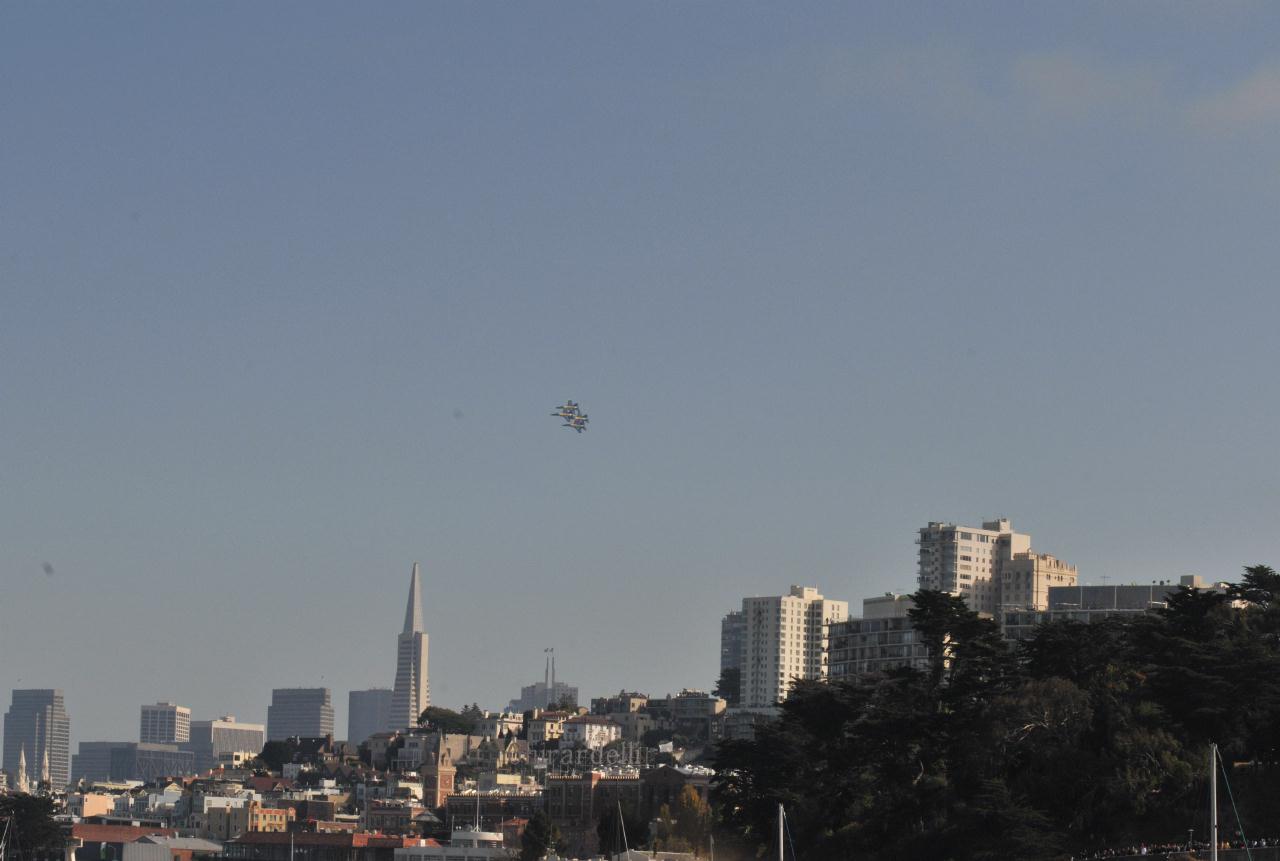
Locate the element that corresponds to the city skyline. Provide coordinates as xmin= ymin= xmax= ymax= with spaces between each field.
xmin=5 ymin=3 xmax=1279 ymax=750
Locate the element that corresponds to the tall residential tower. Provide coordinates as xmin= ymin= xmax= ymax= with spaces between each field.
xmin=391 ymin=563 xmax=430 ymax=729
xmin=916 ymin=517 xmax=1078 ymax=615
xmin=739 ymin=586 xmax=849 ymax=709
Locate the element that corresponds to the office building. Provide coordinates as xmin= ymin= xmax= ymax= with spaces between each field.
xmin=917 ymin=518 xmax=1077 ymax=615
xmin=739 ymin=586 xmax=849 ymax=708
xmin=267 ymin=689 xmax=334 ymax=741
xmin=348 ymin=689 xmax=393 ymax=746
xmin=3 ymin=689 xmax=70 ymax=789
xmin=109 ymin=743 xmax=195 ymax=781
xmin=183 ymin=715 xmax=266 ymax=772
xmin=71 ymin=741 xmax=131 ymax=782
xmin=140 ymin=702 xmax=191 ymax=744
xmin=391 ymin=563 xmax=430 ymax=730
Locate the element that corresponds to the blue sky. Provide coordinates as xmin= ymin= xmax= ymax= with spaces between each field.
xmin=3 ymin=2 xmax=1279 ymax=746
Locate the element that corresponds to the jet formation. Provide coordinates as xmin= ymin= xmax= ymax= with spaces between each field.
xmin=551 ymin=400 xmax=589 ymax=433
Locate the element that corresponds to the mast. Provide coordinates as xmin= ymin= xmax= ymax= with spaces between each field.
xmin=777 ymin=803 xmax=785 ymax=861
xmin=618 ymin=801 xmax=630 ymax=854
xmin=1210 ymin=743 xmax=1218 ymax=861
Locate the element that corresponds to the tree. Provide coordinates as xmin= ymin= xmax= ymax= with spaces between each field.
xmin=595 ymin=801 xmax=650 ymax=855
xmin=654 ymin=802 xmax=693 ymax=853
xmin=1230 ymin=564 xmax=1280 ymax=608
xmin=713 ymin=668 xmax=741 ymax=707
xmin=258 ymin=740 xmax=294 ymax=771
xmin=520 ymin=810 xmax=564 ymax=861
xmin=0 ymin=794 xmax=64 ymax=856
xmin=418 ymin=706 xmax=478 ymax=735
xmin=674 ymin=785 xmax=712 ymax=855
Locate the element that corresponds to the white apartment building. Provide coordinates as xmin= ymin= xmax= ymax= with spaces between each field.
xmin=741 ymin=586 xmax=849 ymax=708
xmin=917 ymin=518 xmax=1077 ymax=615
xmin=140 ymin=702 xmax=191 ymax=745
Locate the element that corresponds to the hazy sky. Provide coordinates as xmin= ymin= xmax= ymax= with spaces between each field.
xmin=3 ymin=3 xmax=1279 ymax=748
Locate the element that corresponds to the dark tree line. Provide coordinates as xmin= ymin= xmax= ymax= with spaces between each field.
xmin=713 ymin=565 xmax=1280 ymax=860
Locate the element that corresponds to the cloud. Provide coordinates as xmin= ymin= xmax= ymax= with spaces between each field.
xmin=1011 ymin=52 xmax=1166 ymax=121
xmin=1186 ymin=64 xmax=1280 ymax=134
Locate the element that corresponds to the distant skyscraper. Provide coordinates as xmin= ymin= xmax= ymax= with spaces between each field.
xmin=507 ymin=651 xmax=577 ymax=712
xmin=348 ymin=689 xmax=392 ymax=745
xmin=2 ymin=689 xmax=70 ymax=789
xmin=182 ymin=715 xmax=265 ymax=772
xmin=72 ymin=741 xmax=130 ymax=783
xmin=391 ymin=563 xmax=430 ymax=729
xmin=140 ymin=702 xmax=191 ymax=744
xmin=266 ymin=689 xmax=334 ymax=741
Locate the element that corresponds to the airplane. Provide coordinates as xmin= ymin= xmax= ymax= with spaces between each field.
xmin=550 ymin=400 xmax=581 ymax=419
xmin=551 ymin=401 xmax=589 ymax=433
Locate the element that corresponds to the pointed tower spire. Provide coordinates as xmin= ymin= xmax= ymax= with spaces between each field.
xmin=403 ymin=562 xmax=424 ymax=634
xmin=16 ymin=745 xmax=28 ymax=793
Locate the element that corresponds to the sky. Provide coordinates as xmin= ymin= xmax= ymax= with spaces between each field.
xmin=2 ymin=2 xmax=1279 ymax=749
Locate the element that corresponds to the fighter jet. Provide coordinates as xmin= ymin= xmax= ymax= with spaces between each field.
xmin=551 ymin=400 xmax=580 ymax=419
xmin=551 ymin=401 xmax=589 ymax=432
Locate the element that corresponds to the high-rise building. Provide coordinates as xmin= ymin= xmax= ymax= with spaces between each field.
xmin=829 ymin=593 xmax=930 ymax=681
xmin=3 ymin=689 xmax=70 ymax=789
xmin=266 ymin=689 xmax=334 ymax=741
xmin=183 ymin=715 xmax=266 ymax=772
xmin=740 ymin=586 xmax=849 ymax=709
xmin=348 ymin=689 xmax=392 ymax=746
xmin=719 ymin=611 xmax=745 ymax=674
xmin=916 ymin=518 xmax=1077 ymax=615
xmin=391 ymin=563 xmax=430 ymax=730
xmin=140 ymin=702 xmax=191 ymax=744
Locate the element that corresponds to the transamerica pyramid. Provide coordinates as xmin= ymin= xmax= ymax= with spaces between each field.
xmin=391 ymin=562 xmax=430 ymax=729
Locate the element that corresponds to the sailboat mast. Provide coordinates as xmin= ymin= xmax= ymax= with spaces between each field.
xmin=619 ymin=801 xmax=630 ymax=854
xmin=777 ymin=803 xmax=785 ymax=861
xmin=1210 ymin=743 xmax=1218 ymax=861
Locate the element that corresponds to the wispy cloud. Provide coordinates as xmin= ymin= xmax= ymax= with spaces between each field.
xmin=1186 ymin=64 xmax=1280 ymax=134
xmin=1011 ymin=52 xmax=1165 ymax=122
